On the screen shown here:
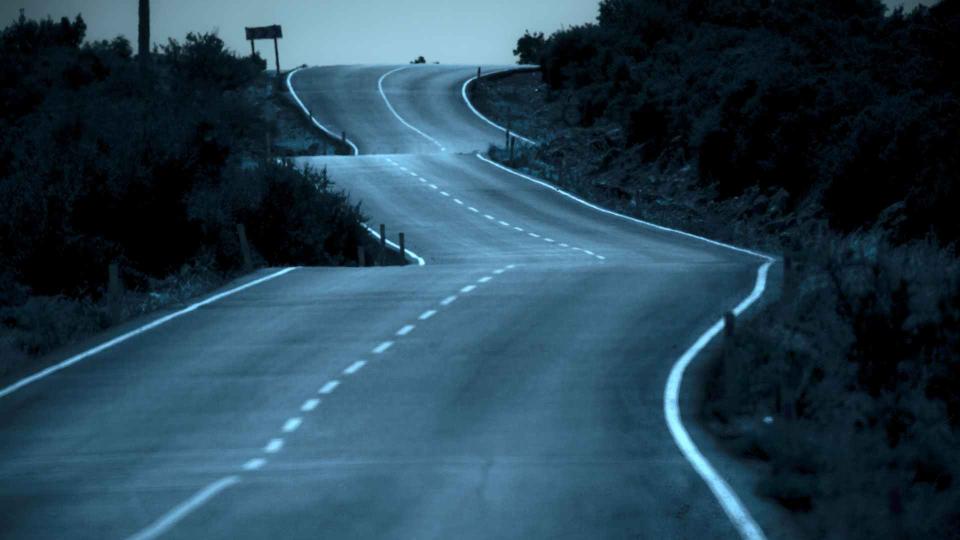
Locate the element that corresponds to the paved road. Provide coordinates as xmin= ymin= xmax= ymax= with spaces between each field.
xmin=0 ymin=64 xmax=766 ymax=539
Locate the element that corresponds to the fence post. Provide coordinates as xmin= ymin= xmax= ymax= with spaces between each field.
xmin=108 ymin=263 xmax=122 ymax=324
xmin=237 ymin=224 xmax=253 ymax=271
xmin=477 ymin=66 xmax=481 ymax=80
xmin=398 ymin=233 xmax=406 ymax=265
xmin=505 ymin=127 xmax=511 ymax=150
xmin=341 ymin=131 xmax=347 ymax=146
xmin=379 ymin=224 xmax=386 ymax=265
xmin=723 ymin=311 xmax=736 ymax=337
xmin=357 ymin=245 xmax=366 ymax=267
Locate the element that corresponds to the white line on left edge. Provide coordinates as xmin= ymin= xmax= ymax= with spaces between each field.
xmin=126 ymin=476 xmax=240 ymax=540
xmin=0 ymin=268 xmax=298 ymax=400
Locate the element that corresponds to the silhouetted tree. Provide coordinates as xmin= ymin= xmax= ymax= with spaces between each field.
xmin=410 ymin=55 xmax=426 ymax=64
xmin=513 ymin=30 xmax=545 ymax=65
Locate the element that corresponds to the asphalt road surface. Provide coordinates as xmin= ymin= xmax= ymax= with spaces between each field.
xmin=0 ymin=64 xmax=769 ymax=539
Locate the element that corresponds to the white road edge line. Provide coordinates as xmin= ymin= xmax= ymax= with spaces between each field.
xmin=460 ymin=68 xmax=539 ymax=146
xmin=362 ymin=223 xmax=426 ymax=266
xmin=126 ymin=476 xmax=241 ymax=540
xmin=286 ymin=68 xmax=360 ymax=156
xmin=0 ymin=268 xmax=298 ymax=400
xmin=475 ymin=154 xmax=773 ymax=540
xmin=378 ymin=66 xmax=446 ymax=151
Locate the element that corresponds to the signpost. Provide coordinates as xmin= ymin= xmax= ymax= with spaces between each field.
xmin=245 ymin=25 xmax=283 ymax=74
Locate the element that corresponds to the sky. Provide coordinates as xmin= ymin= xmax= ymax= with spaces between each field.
xmin=0 ymin=0 xmax=937 ymax=68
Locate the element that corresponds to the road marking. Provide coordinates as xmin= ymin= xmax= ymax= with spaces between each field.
xmin=493 ymin=269 xmax=505 ymax=275
xmin=264 ymin=439 xmax=284 ymax=453
xmin=440 ymin=191 xmax=450 ymax=197
xmin=468 ymin=207 xmax=479 ymax=213
xmin=378 ymin=66 xmax=446 ymax=151
xmin=560 ymin=243 xmax=569 ymax=247
xmin=362 ymin=223 xmax=426 ymax=266
xmin=344 ymin=360 xmax=367 ymax=375
xmin=319 ymin=380 xmax=340 ymax=394
xmin=484 ymin=214 xmax=495 ymax=220
xmin=373 ymin=341 xmax=394 ymax=354
xmin=597 ymin=255 xmax=606 ymax=260
xmin=441 ymin=295 xmax=457 ymax=306
xmin=507 ymin=264 xmax=517 ymax=269
xmin=419 ymin=309 xmax=437 ymax=320
xmin=514 ymin=226 xmax=524 ymax=232
xmin=399 ymin=166 xmax=408 ymax=172
xmin=126 ymin=476 xmax=241 ymax=540
xmin=460 ymin=68 xmax=539 ymax=146
xmin=242 ymin=459 xmax=266 ymax=471
xmin=396 ymin=325 xmax=415 ymax=336
xmin=301 ymin=398 xmax=321 ymax=412
xmin=454 ymin=199 xmax=464 ymax=205
xmin=584 ymin=249 xmax=595 ymax=256
xmin=460 ymin=285 xmax=476 ymax=293
xmin=282 ymin=418 xmax=303 ymax=433
xmin=285 ymin=69 xmax=359 ymax=155
xmin=498 ymin=221 xmax=510 ymax=227
xmin=419 ymin=177 xmax=427 ymax=183
xmin=528 ymin=232 xmax=541 ymax=238
xmin=429 ymin=184 xmax=439 ymax=190
xmin=409 ymin=172 xmax=418 ymax=177
xmin=478 ymin=276 xmax=492 ymax=283
xmin=0 ymin=268 xmax=298 ymax=400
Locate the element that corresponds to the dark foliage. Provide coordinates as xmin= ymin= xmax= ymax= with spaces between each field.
xmin=513 ymin=30 xmax=545 ymax=65
xmin=533 ymin=0 xmax=960 ymax=243
xmin=410 ymin=55 xmax=426 ymax=64
xmin=0 ymin=16 xmax=364 ymax=358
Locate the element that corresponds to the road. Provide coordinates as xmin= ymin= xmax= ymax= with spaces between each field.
xmin=0 ymin=64 xmax=769 ymax=539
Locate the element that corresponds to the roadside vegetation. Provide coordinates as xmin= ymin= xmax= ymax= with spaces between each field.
xmin=0 ymin=14 xmax=368 ymax=372
xmin=473 ymin=1 xmax=960 ymax=537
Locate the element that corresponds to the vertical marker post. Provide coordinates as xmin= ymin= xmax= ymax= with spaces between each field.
xmin=108 ymin=263 xmax=122 ymax=324
xmin=399 ymin=233 xmax=406 ymax=265
xmin=379 ymin=224 xmax=386 ymax=265
xmin=237 ymin=224 xmax=253 ymax=271
xmin=357 ymin=246 xmax=366 ymax=267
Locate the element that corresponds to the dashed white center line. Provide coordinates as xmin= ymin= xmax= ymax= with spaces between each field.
xmin=454 ymin=199 xmax=464 ymax=205
xmin=560 ymin=243 xmax=569 ymax=247
xmin=529 ymin=232 xmax=541 ymax=238
xmin=544 ymin=238 xmax=555 ymax=243
xmin=243 ymin=458 xmax=266 ymax=471
xmin=441 ymin=295 xmax=457 ymax=306
xmin=409 ymin=172 xmax=418 ymax=177
xmin=419 ymin=309 xmax=437 ymax=320
xmin=498 ymin=221 xmax=510 ymax=227
xmin=301 ymin=398 xmax=320 ymax=412
xmin=396 ymin=324 xmax=415 ymax=336
xmin=264 ymin=439 xmax=284 ymax=453
xmin=373 ymin=341 xmax=394 ymax=354
xmin=460 ymin=285 xmax=476 ymax=293
xmin=507 ymin=264 xmax=517 ymax=269
xmin=429 ymin=184 xmax=439 ymax=190
xmin=418 ymin=177 xmax=427 ymax=183
xmin=597 ymin=255 xmax=607 ymax=260
xmin=319 ymin=380 xmax=340 ymax=394
xmin=282 ymin=418 xmax=302 ymax=433
xmin=399 ymin=167 xmax=408 ymax=172
xmin=478 ymin=276 xmax=492 ymax=283
xmin=440 ymin=191 xmax=450 ymax=197
xmin=584 ymin=249 xmax=596 ymax=256
xmin=343 ymin=360 xmax=367 ymax=375
xmin=493 ymin=269 xmax=505 ymax=275
xmin=514 ymin=226 xmax=524 ymax=232
xmin=468 ymin=207 xmax=479 ymax=213
xmin=484 ymin=214 xmax=495 ymax=220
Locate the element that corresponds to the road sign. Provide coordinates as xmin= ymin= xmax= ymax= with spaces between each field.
xmin=245 ymin=25 xmax=283 ymax=74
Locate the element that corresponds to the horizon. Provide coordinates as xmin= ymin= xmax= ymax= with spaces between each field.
xmin=0 ymin=0 xmax=936 ymax=68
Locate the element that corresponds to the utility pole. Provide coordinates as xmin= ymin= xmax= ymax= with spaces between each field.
xmin=138 ymin=0 xmax=150 ymax=62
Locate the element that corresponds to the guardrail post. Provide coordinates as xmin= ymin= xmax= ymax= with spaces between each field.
xmin=477 ymin=66 xmax=481 ymax=80
xmin=399 ymin=233 xmax=406 ymax=265
xmin=341 ymin=131 xmax=347 ymax=146
xmin=509 ymin=136 xmax=515 ymax=161
xmin=357 ymin=245 xmax=366 ymax=267
xmin=237 ymin=224 xmax=253 ymax=271
xmin=108 ymin=263 xmax=122 ymax=324
xmin=378 ymin=224 xmax=386 ymax=265
xmin=723 ymin=311 xmax=736 ymax=337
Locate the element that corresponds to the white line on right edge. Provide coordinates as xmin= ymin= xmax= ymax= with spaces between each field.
xmin=476 ymin=154 xmax=771 ymax=540
xmin=126 ymin=476 xmax=241 ymax=540
xmin=0 ymin=267 xmax=298 ymax=400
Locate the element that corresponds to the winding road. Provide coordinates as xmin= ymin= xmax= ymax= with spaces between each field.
xmin=0 ymin=64 xmax=772 ymax=539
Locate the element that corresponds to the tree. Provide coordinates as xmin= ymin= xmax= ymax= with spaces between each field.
xmin=410 ymin=55 xmax=426 ymax=64
xmin=513 ymin=30 xmax=545 ymax=65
